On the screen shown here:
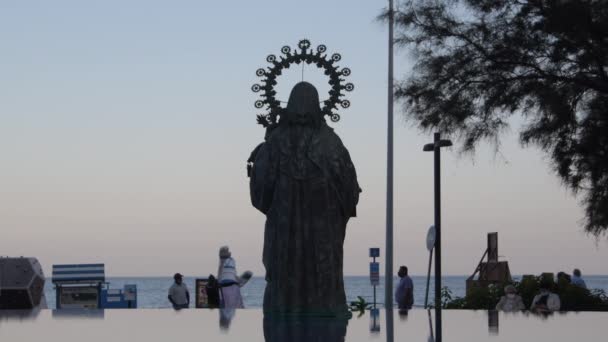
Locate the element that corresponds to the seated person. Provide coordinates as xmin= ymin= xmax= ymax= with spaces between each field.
xmin=571 ymin=269 xmax=587 ymax=289
xmin=557 ymin=271 xmax=571 ymax=285
xmin=495 ymin=285 xmax=525 ymax=312
xmin=530 ymin=280 xmax=560 ymax=313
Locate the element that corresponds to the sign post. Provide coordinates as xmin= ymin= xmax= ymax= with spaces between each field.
xmin=369 ymin=248 xmax=380 ymax=307
xmin=370 ymin=306 xmax=381 ymax=333
xmin=424 ymin=225 xmax=435 ymax=308
xmin=369 ymin=247 xmax=381 ymax=333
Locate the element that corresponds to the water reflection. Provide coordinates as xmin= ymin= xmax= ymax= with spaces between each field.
xmin=369 ymin=308 xmax=381 ymax=332
xmin=387 ymin=308 xmax=440 ymax=342
xmin=0 ymin=308 xmax=606 ymax=341
xmin=427 ymin=309 xmax=435 ymax=342
xmin=52 ymin=309 xmax=105 ymax=320
xmin=0 ymin=309 xmax=41 ymax=321
xmin=488 ymin=310 xmax=499 ymax=335
xmin=427 ymin=308 xmax=442 ymax=342
xmin=385 ymin=309 xmax=394 ymax=342
xmin=263 ymin=315 xmax=348 ymax=342
xmin=219 ymin=308 xmax=235 ymax=330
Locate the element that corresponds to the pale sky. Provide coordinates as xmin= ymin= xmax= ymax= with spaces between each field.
xmin=1 ymin=0 xmax=606 ymax=277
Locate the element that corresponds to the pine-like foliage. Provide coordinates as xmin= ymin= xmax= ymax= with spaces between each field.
xmin=389 ymin=0 xmax=608 ymax=235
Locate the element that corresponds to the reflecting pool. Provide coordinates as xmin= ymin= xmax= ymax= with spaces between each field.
xmin=1 ymin=309 xmax=606 ymax=341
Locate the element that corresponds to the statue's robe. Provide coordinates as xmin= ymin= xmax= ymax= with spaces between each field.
xmin=250 ymin=122 xmax=360 ymax=316
xmin=263 ymin=315 xmax=348 ymax=342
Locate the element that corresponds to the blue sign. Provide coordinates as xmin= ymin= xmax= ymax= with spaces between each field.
xmin=369 ymin=248 xmax=380 ymax=258
xmin=370 ymin=308 xmax=380 ymax=332
xmin=370 ymin=262 xmax=380 ymax=285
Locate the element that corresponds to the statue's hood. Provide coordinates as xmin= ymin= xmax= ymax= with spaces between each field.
xmin=286 ymin=82 xmax=322 ymax=117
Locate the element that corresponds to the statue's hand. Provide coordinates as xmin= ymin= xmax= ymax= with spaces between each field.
xmin=249 ymin=141 xmax=275 ymax=214
xmin=247 ymin=142 xmax=265 ymax=178
xmin=247 ymin=163 xmax=253 ymax=178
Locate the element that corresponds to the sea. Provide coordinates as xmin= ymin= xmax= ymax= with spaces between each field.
xmin=43 ymin=275 xmax=608 ymax=309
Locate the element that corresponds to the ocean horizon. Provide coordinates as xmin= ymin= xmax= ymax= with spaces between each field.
xmin=43 ymin=275 xmax=608 ymax=309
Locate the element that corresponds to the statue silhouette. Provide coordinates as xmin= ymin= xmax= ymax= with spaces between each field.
xmin=249 ymin=82 xmax=360 ymax=317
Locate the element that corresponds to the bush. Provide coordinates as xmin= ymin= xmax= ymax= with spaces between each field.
xmin=441 ymin=276 xmax=608 ymax=311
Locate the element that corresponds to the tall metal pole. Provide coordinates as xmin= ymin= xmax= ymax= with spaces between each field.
xmin=424 ymin=248 xmax=433 ymax=308
xmin=433 ymin=132 xmax=443 ymax=339
xmin=386 ymin=302 xmax=394 ymax=342
xmin=424 ymin=133 xmax=451 ymax=341
xmin=385 ymin=0 xmax=395 ymax=310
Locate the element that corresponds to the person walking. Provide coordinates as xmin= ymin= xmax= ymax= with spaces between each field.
xmin=168 ymin=273 xmax=190 ymax=309
xmin=495 ymin=285 xmax=525 ymax=312
xmin=395 ymin=266 xmax=414 ymax=310
xmin=571 ymin=269 xmax=587 ymax=289
xmin=218 ymin=246 xmax=244 ymax=309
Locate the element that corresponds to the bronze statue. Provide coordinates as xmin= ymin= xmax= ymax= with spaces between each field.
xmin=250 ymin=82 xmax=360 ymax=316
xmin=249 ymin=40 xmax=360 ymax=317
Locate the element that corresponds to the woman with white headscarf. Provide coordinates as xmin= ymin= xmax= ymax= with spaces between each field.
xmin=495 ymin=285 xmax=525 ymax=312
xmin=217 ymin=246 xmax=245 ymax=308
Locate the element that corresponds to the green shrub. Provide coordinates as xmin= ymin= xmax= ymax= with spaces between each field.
xmin=349 ymin=296 xmax=372 ymax=317
xmin=441 ymin=276 xmax=608 ymax=311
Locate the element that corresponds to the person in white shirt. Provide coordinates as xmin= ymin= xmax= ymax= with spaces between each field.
xmin=495 ymin=285 xmax=525 ymax=312
xmin=530 ymin=280 xmax=560 ymax=313
xmin=168 ymin=273 xmax=190 ymax=309
xmin=571 ymin=268 xmax=587 ymax=289
xmin=218 ymin=246 xmax=244 ymax=309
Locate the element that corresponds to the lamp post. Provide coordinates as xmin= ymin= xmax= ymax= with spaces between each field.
xmin=385 ymin=0 xmax=395 ymax=311
xmin=423 ymin=132 xmax=451 ymax=340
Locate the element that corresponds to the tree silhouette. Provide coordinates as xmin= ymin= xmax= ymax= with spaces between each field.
xmin=388 ymin=0 xmax=608 ymax=236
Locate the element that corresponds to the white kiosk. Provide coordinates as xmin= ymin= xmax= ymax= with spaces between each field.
xmin=52 ymin=263 xmax=137 ymax=309
xmin=52 ymin=264 xmax=105 ymax=309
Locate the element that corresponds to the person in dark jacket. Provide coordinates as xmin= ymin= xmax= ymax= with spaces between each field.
xmin=395 ymin=266 xmax=414 ymax=310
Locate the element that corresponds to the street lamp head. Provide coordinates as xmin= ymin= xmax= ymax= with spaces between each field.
xmin=438 ymin=139 xmax=453 ymax=148
xmin=423 ymin=143 xmax=434 ymax=152
xmin=423 ymin=140 xmax=452 ymax=151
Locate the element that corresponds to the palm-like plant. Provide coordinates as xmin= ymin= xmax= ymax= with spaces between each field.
xmin=349 ymin=296 xmax=372 ymax=317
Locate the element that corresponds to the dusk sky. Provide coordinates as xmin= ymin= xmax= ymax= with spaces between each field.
xmin=1 ymin=0 xmax=607 ymax=277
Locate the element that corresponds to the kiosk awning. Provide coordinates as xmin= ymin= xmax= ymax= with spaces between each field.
xmin=52 ymin=264 xmax=105 ymax=284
